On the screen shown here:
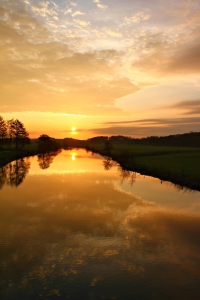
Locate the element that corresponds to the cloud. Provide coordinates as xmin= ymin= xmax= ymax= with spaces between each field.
xmin=130 ymin=6 xmax=200 ymax=79
xmin=74 ymin=19 xmax=90 ymax=27
xmin=31 ymin=1 xmax=51 ymax=18
xmin=93 ymin=0 xmax=107 ymax=10
xmin=90 ymin=116 xmax=200 ymax=137
xmin=106 ymin=30 xmax=122 ymax=38
xmin=0 ymin=1 xmax=140 ymax=115
xmin=72 ymin=10 xmax=85 ymax=17
xmin=170 ymin=100 xmax=200 ymax=115
xmin=165 ymin=43 xmax=200 ymax=75
xmin=70 ymin=2 xmax=77 ymax=7
xmin=1 ymin=0 xmax=200 ymax=126
xmin=124 ymin=12 xmax=151 ymax=24
xmin=102 ymin=117 xmax=200 ymax=125
xmin=97 ymin=3 xmax=108 ymax=10
xmin=64 ymin=8 xmax=72 ymax=15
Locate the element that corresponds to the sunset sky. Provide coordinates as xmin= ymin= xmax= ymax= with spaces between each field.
xmin=1 ymin=0 xmax=200 ymax=139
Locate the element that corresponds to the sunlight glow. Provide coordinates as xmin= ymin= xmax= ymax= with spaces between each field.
xmin=71 ymin=155 xmax=76 ymax=161
xmin=1 ymin=0 xmax=200 ymax=137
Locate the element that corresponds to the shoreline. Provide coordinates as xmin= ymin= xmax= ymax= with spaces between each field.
xmin=1 ymin=146 xmax=200 ymax=192
xmin=0 ymin=148 xmax=40 ymax=168
xmin=86 ymin=147 xmax=200 ymax=192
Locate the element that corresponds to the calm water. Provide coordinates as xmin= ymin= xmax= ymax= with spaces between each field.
xmin=0 ymin=149 xmax=200 ymax=300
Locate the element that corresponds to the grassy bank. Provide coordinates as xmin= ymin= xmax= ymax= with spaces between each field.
xmin=0 ymin=137 xmax=64 ymax=168
xmin=86 ymin=143 xmax=200 ymax=191
xmin=0 ymin=142 xmax=39 ymax=167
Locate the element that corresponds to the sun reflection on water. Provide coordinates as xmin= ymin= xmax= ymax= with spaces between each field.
xmin=71 ymin=154 xmax=76 ymax=161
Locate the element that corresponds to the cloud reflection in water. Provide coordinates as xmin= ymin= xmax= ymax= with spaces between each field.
xmin=0 ymin=149 xmax=200 ymax=299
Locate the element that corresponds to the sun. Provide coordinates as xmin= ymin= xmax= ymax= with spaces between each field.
xmin=71 ymin=127 xmax=76 ymax=132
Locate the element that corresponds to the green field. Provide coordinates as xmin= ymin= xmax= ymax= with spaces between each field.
xmin=136 ymin=152 xmax=200 ymax=177
xmin=86 ymin=142 xmax=200 ymax=191
xmin=87 ymin=142 xmax=198 ymax=155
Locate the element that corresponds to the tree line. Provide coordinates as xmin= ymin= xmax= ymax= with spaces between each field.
xmin=86 ymin=133 xmax=200 ymax=147
xmin=0 ymin=116 xmax=30 ymax=149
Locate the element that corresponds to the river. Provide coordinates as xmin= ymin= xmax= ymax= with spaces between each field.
xmin=0 ymin=149 xmax=200 ymax=299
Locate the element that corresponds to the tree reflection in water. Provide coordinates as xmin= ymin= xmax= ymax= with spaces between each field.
xmin=119 ymin=168 xmax=136 ymax=185
xmin=0 ymin=166 xmax=7 ymax=189
xmin=103 ymin=156 xmax=136 ymax=186
xmin=103 ymin=156 xmax=116 ymax=170
xmin=103 ymin=156 xmax=192 ymax=191
xmin=0 ymin=158 xmax=31 ymax=188
xmin=8 ymin=158 xmax=31 ymax=187
xmin=37 ymin=150 xmax=61 ymax=169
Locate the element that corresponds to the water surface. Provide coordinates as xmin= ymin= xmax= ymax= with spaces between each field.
xmin=0 ymin=149 xmax=200 ymax=299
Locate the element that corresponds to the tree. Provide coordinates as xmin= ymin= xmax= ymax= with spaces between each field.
xmin=37 ymin=134 xmax=60 ymax=169
xmin=7 ymin=119 xmax=14 ymax=148
xmin=11 ymin=119 xmax=30 ymax=149
xmin=104 ymin=137 xmax=112 ymax=156
xmin=0 ymin=116 xmax=7 ymax=148
xmin=37 ymin=134 xmax=59 ymax=153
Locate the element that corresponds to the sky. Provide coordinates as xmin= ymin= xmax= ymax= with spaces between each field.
xmin=0 ymin=0 xmax=200 ymax=139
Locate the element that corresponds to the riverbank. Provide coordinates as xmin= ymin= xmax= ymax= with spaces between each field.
xmin=0 ymin=138 xmax=63 ymax=168
xmin=85 ymin=143 xmax=200 ymax=191
xmin=1 ymin=141 xmax=200 ymax=191
xmin=0 ymin=143 xmax=39 ymax=168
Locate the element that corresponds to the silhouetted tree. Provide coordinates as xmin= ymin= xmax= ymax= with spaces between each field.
xmin=0 ymin=116 xmax=7 ymax=148
xmin=37 ymin=134 xmax=59 ymax=153
xmin=11 ymin=119 xmax=30 ymax=149
xmin=7 ymin=119 xmax=14 ymax=148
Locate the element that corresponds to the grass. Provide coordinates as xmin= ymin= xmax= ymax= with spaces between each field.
xmin=0 ymin=141 xmax=39 ymax=167
xmin=86 ymin=143 xmax=200 ymax=191
xmin=86 ymin=143 xmax=198 ymax=155
xmin=136 ymin=152 xmax=200 ymax=177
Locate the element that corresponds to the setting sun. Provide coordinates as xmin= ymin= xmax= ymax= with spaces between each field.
xmin=71 ymin=127 xmax=76 ymax=132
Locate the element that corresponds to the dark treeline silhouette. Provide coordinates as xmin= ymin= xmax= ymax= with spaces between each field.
xmin=87 ymin=136 xmax=108 ymax=144
xmin=63 ymin=138 xmax=86 ymax=148
xmin=86 ymin=132 xmax=200 ymax=147
xmin=0 ymin=116 xmax=30 ymax=149
xmin=37 ymin=134 xmax=61 ymax=169
xmin=131 ymin=132 xmax=200 ymax=147
xmin=37 ymin=134 xmax=60 ymax=153
xmin=62 ymin=132 xmax=200 ymax=149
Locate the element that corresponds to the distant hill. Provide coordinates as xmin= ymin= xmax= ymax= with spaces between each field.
xmin=62 ymin=132 xmax=200 ymax=148
xmin=131 ymin=132 xmax=200 ymax=147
